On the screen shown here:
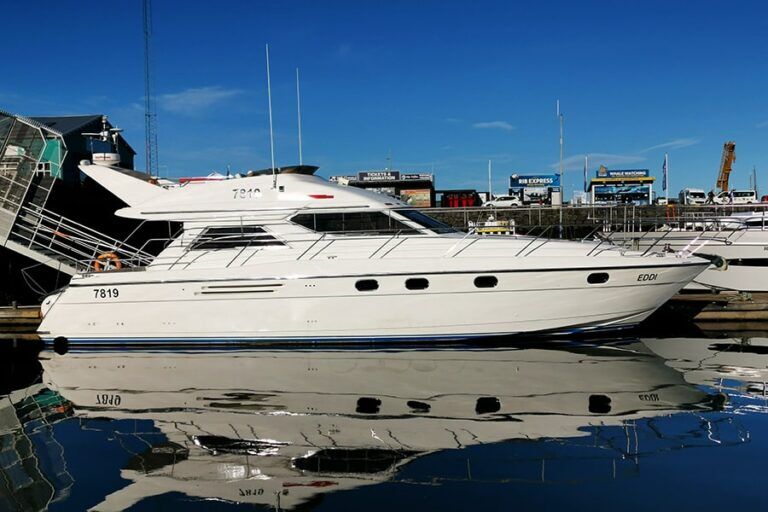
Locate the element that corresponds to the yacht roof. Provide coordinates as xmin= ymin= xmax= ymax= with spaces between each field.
xmin=79 ymin=162 xmax=408 ymax=222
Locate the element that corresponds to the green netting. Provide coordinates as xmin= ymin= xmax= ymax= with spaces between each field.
xmin=41 ymin=139 xmax=64 ymax=179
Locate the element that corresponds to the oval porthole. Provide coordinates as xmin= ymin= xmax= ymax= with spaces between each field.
xmin=475 ymin=396 xmax=501 ymax=414
xmin=405 ymin=278 xmax=429 ymax=290
xmin=587 ymin=272 xmax=609 ymax=284
xmin=355 ymin=279 xmax=379 ymax=292
xmin=474 ymin=275 xmax=498 ymax=288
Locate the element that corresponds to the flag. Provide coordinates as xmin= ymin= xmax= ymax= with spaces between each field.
xmin=662 ymin=154 xmax=668 ymax=192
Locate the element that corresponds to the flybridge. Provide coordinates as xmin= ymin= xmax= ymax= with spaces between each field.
xmin=77 ymin=162 xmax=408 ymax=222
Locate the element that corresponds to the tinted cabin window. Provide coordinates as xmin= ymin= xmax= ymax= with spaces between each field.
xmin=405 ymin=278 xmax=429 ymax=290
xmin=587 ymin=272 xmax=609 ymax=284
xmin=355 ymin=279 xmax=379 ymax=292
xmin=190 ymin=226 xmax=284 ymax=250
xmin=474 ymin=276 xmax=498 ymax=288
xmin=394 ymin=209 xmax=457 ymax=233
xmin=291 ymin=212 xmax=418 ymax=235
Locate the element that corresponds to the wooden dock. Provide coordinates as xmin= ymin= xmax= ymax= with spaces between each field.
xmin=0 ymin=303 xmax=41 ymax=332
xmin=659 ymin=292 xmax=768 ymax=324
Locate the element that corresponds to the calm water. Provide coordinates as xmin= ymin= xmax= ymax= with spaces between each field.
xmin=2 ymin=335 xmax=768 ymax=511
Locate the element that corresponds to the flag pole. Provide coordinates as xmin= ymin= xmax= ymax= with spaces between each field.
xmin=664 ymin=152 xmax=669 ymax=201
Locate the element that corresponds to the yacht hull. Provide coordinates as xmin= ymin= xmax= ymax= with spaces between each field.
xmin=612 ymin=229 xmax=768 ymax=292
xmin=38 ymin=261 xmax=707 ymax=344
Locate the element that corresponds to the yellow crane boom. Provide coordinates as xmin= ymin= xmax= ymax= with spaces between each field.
xmin=716 ymin=141 xmax=736 ymax=192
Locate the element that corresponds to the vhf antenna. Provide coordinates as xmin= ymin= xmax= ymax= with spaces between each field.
xmin=296 ymin=67 xmax=303 ymax=166
xmin=266 ymin=44 xmax=277 ymax=189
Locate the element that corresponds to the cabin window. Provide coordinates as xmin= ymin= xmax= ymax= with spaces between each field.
xmin=587 ymin=272 xmax=609 ymax=284
xmin=189 ymin=226 xmax=284 ymax=250
xmin=474 ymin=275 xmax=498 ymax=288
xmin=405 ymin=278 xmax=429 ymax=290
xmin=290 ymin=212 xmax=418 ymax=235
xmin=395 ymin=209 xmax=457 ymax=233
xmin=355 ymin=279 xmax=379 ymax=292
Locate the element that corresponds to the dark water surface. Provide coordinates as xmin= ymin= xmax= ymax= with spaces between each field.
xmin=2 ymin=335 xmax=767 ymax=511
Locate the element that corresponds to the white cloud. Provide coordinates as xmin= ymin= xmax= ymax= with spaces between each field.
xmin=638 ymin=137 xmax=700 ymax=153
xmin=472 ymin=120 xmax=515 ymax=132
xmin=757 ymin=120 xmax=768 ymax=128
xmin=552 ymin=153 xmax=646 ymax=172
xmin=159 ymin=86 xmax=242 ymax=115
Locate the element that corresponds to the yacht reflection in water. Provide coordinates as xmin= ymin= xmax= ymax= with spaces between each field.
xmin=644 ymin=336 xmax=768 ymax=410
xmin=3 ymin=340 xmax=741 ymax=510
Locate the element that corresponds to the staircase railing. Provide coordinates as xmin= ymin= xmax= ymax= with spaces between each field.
xmin=9 ymin=205 xmax=155 ymax=272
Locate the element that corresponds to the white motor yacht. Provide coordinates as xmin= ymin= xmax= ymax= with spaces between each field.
xmin=37 ymin=162 xmax=709 ymax=344
xmin=609 ymin=211 xmax=768 ymax=292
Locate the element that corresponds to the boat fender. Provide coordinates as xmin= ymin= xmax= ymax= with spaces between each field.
xmin=712 ymin=256 xmax=728 ymax=271
xmin=53 ymin=336 xmax=69 ymax=355
xmin=93 ymin=252 xmax=122 ymax=272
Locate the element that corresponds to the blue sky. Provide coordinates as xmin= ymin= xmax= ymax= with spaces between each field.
xmin=4 ymin=1 xmax=768 ymax=197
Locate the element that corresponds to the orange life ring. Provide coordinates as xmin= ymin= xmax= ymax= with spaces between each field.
xmin=93 ymin=252 xmax=122 ymax=272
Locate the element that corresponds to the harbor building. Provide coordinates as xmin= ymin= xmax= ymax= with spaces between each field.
xmin=588 ymin=166 xmax=655 ymax=205
xmin=329 ymin=170 xmax=435 ymax=207
xmin=508 ymin=174 xmax=561 ymax=205
xmin=29 ymin=115 xmax=136 ymax=185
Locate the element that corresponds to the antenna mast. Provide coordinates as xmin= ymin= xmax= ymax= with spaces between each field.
xmin=488 ymin=159 xmax=492 ymax=200
xmin=265 ymin=44 xmax=277 ymax=188
xmin=296 ymin=67 xmax=303 ymax=166
xmin=143 ymin=0 xmax=159 ymax=176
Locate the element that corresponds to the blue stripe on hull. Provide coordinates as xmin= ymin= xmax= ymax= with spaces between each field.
xmin=41 ymin=323 xmax=639 ymax=346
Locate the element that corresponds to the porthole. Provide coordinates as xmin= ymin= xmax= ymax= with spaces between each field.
xmin=475 ymin=396 xmax=501 ymax=414
xmin=587 ymin=272 xmax=609 ymax=284
xmin=356 ymin=397 xmax=381 ymax=414
xmin=474 ymin=275 xmax=498 ymax=288
xmin=355 ymin=279 xmax=379 ymax=292
xmin=405 ymin=278 xmax=429 ymax=290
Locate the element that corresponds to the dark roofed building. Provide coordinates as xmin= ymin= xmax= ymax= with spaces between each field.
xmin=31 ymin=115 xmax=136 ymax=184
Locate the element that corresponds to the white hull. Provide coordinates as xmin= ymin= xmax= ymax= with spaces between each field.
xmin=612 ymin=228 xmax=768 ymax=292
xmin=39 ymin=259 xmax=706 ymax=343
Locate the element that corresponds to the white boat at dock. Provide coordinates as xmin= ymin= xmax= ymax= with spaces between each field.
xmin=608 ymin=211 xmax=768 ymax=292
xmin=37 ymin=162 xmax=709 ymax=344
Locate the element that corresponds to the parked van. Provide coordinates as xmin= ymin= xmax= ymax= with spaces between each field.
xmin=678 ymin=188 xmax=707 ymax=205
xmin=712 ymin=189 xmax=757 ymax=205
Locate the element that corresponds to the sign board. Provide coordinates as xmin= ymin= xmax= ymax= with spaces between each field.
xmin=596 ymin=169 xmax=650 ymax=179
xmin=358 ymin=171 xmax=400 ymax=181
xmin=400 ymin=188 xmax=432 ymax=207
xmin=402 ymin=173 xmax=434 ymax=182
xmin=510 ymin=174 xmax=560 ymax=188
xmin=593 ymin=184 xmax=652 ymax=205
xmin=329 ymin=175 xmax=356 ymax=183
